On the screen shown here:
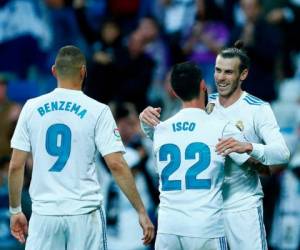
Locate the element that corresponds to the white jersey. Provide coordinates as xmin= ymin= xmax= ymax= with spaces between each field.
xmin=11 ymin=88 xmax=125 ymax=215
xmin=209 ymin=91 xmax=290 ymax=211
xmin=152 ymin=108 xmax=249 ymax=238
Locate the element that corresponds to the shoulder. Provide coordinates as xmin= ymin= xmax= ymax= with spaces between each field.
xmin=242 ymin=94 xmax=274 ymax=123
xmin=82 ymin=93 xmax=107 ymax=109
xmin=155 ymin=112 xmax=179 ymax=133
xmin=242 ymin=93 xmax=269 ymax=107
xmin=156 ymin=117 xmax=173 ymax=130
xmin=23 ymin=92 xmax=52 ymax=109
xmin=208 ymin=92 xmax=219 ymax=102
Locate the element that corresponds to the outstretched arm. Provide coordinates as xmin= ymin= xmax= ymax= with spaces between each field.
xmin=104 ymin=152 xmax=155 ymax=245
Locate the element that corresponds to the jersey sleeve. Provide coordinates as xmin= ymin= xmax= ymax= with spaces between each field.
xmin=140 ymin=121 xmax=154 ymax=140
xmin=11 ymin=101 xmax=31 ymax=152
xmin=95 ymin=106 xmax=125 ymax=156
xmin=251 ymin=104 xmax=290 ymax=165
xmin=222 ymin=122 xmax=250 ymax=165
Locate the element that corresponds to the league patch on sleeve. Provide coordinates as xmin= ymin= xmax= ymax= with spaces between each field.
xmin=113 ymin=128 xmax=121 ymax=141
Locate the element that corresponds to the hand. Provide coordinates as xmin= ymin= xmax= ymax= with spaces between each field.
xmin=266 ymin=9 xmax=284 ymax=24
xmin=138 ymin=212 xmax=155 ymax=245
xmin=241 ymin=22 xmax=254 ymax=46
xmin=93 ymin=52 xmax=112 ymax=64
xmin=192 ymin=22 xmax=204 ymax=37
xmin=139 ymin=106 xmax=161 ymax=127
xmin=73 ymin=0 xmax=85 ymax=8
xmin=216 ymin=137 xmax=253 ymax=156
xmin=10 ymin=212 xmax=28 ymax=244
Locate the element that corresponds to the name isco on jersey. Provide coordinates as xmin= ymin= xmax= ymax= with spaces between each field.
xmin=172 ymin=121 xmax=196 ymax=132
xmin=37 ymin=101 xmax=87 ymax=119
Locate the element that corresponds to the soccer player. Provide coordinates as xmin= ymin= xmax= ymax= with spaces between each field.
xmin=140 ymin=41 xmax=290 ymax=250
xmin=150 ymin=61 xmax=251 ymax=250
xmin=8 ymin=45 xmax=154 ymax=250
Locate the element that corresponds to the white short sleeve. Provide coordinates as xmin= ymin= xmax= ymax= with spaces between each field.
xmin=11 ymin=101 xmax=31 ymax=152
xmin=95 ymin=106 xmax=125 ymax=156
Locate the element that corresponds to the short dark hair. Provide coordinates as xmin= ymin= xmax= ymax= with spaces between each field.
xmin=55 ymin=45 xmax=86 ymax=78
xmin=219 ymin=40 xmax=250 ymax=73
xmin=170 ymin=62 xmax=203 ymax=101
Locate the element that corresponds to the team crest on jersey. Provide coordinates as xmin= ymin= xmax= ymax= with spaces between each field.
xmin=235 ymin=120 xmax=244 ymax=131
xmin=206 ymin=103 xmax=215 ymax=114
xmin=113 ymin=128 xmax=121 ymax=140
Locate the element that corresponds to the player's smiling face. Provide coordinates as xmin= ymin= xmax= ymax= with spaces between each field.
xmin=214 ymin=56 xmax=243 ymax=98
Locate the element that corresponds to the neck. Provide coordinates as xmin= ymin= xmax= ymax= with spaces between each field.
xmin=57 ymin=80 xmax=82 ymax=91
xmin=182 ymin=99 xmax=205 ymax=110
xmin=219 ymin=89 xmax=243 ymax=108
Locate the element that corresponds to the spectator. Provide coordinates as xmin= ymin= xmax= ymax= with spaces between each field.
xmin=74 ymin=0 xmax=125 ymax=103
xmin=0 ymin=76 xmax=21 ymax=158
xmin=183 ymin=0 xmax=229 ymax=90
xmin=115 ymin=31 xmax=154 ymax=112
xmin=136 ymin=15 xmax=170 ymax=106
xmin=228 ymin=0 xmax=282 ymax=102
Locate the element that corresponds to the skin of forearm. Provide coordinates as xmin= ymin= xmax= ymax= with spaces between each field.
xmin=8 ymin=164 xmax=25 ymax=208
xmin=109 ymin=162 xmax=146 ymax=214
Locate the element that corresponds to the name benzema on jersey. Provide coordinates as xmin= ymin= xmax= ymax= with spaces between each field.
xmin=37 ymin=101 xmax=87 ymax=119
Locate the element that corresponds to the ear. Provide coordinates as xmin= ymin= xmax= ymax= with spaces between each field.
xmin=80 ymin=65 xmax=87 ymax=79
xmin=200 ymin=80 xmax=207 ymax=92
xmin=170 ymin=88 xmax=178 ymax=98
xmin=51 ymin=65 xmax=57 ymax=77
xmin=240 ymin=69 xmax=248 ymax=81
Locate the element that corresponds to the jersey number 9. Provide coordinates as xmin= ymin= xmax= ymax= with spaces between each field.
xmin=46 ymin=123 xmax=72 ymax=172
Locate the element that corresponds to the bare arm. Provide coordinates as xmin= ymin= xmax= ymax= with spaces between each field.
xmin=139 ymin=106 xmax=161 ymax=140
xmin=8 ymin=149 xmax=29 ymax=244
xmin=104 ymin=152 xmax=154 ymax=245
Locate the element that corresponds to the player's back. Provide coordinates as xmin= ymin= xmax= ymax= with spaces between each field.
xmin=12 ymin=88 xmax=123 ymax=215
xmin=153 ymin=108 xmax=227 ymax=238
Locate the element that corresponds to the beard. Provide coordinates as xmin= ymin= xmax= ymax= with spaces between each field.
xmin=216 ymin=78 xmax=240 ymax=98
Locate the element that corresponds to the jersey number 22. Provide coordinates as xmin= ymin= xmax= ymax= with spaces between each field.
xmin=159 ymin=142 xmax=211 ymax=191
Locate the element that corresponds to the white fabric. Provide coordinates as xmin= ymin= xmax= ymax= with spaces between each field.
xmin=153 ymin=108 xmax=249 ymax=238
xmin=11 ymin=88 xmax=125 ymax=215
xmin=155 ymin=233 xmax=228 ymax=250
xmin=25 ymin=209 xmax=107 ymax=250
xmin=209 ymin=91 xmax=290 ymax=210
xmin=223 ymin=204 xmax=267 ymax=250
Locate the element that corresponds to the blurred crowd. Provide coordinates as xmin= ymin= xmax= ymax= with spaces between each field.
xmin=0 ymin=0 xmax=300 ymax=249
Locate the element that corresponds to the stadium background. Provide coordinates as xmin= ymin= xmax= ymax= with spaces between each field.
xmin=0 ymin=0 xmax=299 ymax=249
